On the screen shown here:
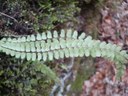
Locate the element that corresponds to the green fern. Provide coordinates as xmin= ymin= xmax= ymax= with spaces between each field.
xmin=0 ymin=29 xmax=127 ymax=79
xmin=33 ymin=61 xmax=60 ymax=82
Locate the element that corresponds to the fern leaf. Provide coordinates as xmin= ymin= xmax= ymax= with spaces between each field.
xmin=15 ymin=52 xmax=21 ymax=58
xmin=26 ymin=35 xmax=30 ymax=42
xmin=34 ymin=62 xmax=59 ymax=82
xmin=32 ymin=53 xmax=36 ymax=61
xmin=21 ymin=52 xmax=26 ymax=59
xmin=30 ymin=42 xmax=36 ymax=52
xmin=53 ymin=30 xmax=58 ymax=38
xmin=47 ymin=31 xmax=52 ymax=38
xmin=40 ymin=41 xmax=46 ymax=52
xmin=30 ymin=34 xmax=36 ymax=41
xmin=5 ymin=49 xmax=10 ymax=55
xmin=100 ymin=42 xmax=106 ymax=49
xmin=25 ymin=43 xmax=31 ymax=52
xmin=48 ymin=52 xmax=53 ymax=60
xmin=84 ymin=49 xmax=90 ymax=57
xmin=72 ymin=30 xmax=78 ymax=39
xmin=59 ymin=50 xmax=64 ymax=58
xmin=78 ymin=32 xmax=86 ymax=39
xmin=37 ymin=53 xmax=42 ymax=61
xmin=43 ymin=53 xmax=47 ymax=61
xmin=69 ymin=47 xmax=74 ymax=57
xmin=0 ymin=29 xmax=128 ymax=79
xmin=10 ymin=50 xmax=15 ymax=56
xmin=7 ymin=38 xmax=12 ymax=42
xmin=60 ymin=38 xmax=66 ymax=48
xmin=74 ymin=47 xmax=79 ymax=57
xmin=66 ymin=29 xmax=72 ymax=38
xmin=54 ymin=50 xmax=59 ymax=59
xmin=41 ymin=33 xmax=47 ymax=39
xmin=64 ymin=48 xmax=70 ymax=58
xmin=27 ymin=53 xmax=32 ymax=61
xmin=37 ymin=33 xmax=42 ymax=40
xmin=60 ymin=29 xmax=65 ymax=38
xmin=79 ymin=47 xmax=85 ymax=57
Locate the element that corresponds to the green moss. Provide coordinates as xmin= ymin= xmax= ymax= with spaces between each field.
xmin=1 ymin=0 xmax=79 ymax=34
xmin=0 ymin=54 xmax=54 ymax=95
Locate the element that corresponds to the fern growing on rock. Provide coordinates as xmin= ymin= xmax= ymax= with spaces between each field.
xmin=0 ymin=29 xmax=127 ymax=79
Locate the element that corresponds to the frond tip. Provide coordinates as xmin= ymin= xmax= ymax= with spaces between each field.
xmin=0 ymin=29 xmax=127 ymax=79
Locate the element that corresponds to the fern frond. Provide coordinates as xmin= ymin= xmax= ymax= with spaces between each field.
xmin=0 ymin=29 xmax=127 ymax=78
xmin=33 ymin=61 xmax=60 ymax=82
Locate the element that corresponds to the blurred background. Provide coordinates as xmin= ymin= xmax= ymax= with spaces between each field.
xmin=0 ymin=0 xmax=128 ymax=96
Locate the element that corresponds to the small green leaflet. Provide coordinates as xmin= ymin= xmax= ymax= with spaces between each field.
xmin=10 ymin=50 xmax=15 ymax=56
xmin=60 ymin=38 xmax=66 ymax=48
xmin=79 ymin=47 xmax=85 ymax=57
xmin=60 ymin=29 xmax=65 ymax=38
xmin=78 ymin=33 xmax=86 ymax=39
xmin=31 ymin=34 xmax=36 ymax=41
xmin=66 ymin=29 xmax=72 ymax=38
xmin=53 ymin=31 xmax=58 ymax=38
xmin=84 ymin=36 xmax=92 ymax=43
xmin=85 ymin=49 xmax=90 ymax=57
xmin=15 ymin=52 xmax=21 ymax=58
xmin=7 ymin=38 xmax=12 ymax=42
xmin=20 ymin=43 xmax=25 ymax=51
xmin=64 ymin=49 xmax=69 ymax=58
xmin=36 ymin=33 xmax=42 ymax=40
xmin=68 ymin=48 xmax=74 ymax=57
xmin=54 ymin=50 xmax=59 ymax=59
xmin=32 ymin=53 xmax=36 ymax=61
xmin=43 ymin=52 xmax=47 ymax=61
xmin=71 ymin=40 xmax=78 ymax=47
xmin=40 ymin=41 xmax=46 ymax=52
xmin=66 ymin=39 xmax=71 ymax=48
xmin=27 ymin=53 xmax=32 ymax=60
xmin=95 ymin=50 xmax=101 ymax=57
xmin=45 ymin=43 xmax=50 ymax=51
xmin=14 ymin=43 xmax=20 ymax=51
xmin=41 ymin=33 xmax=47 ymax=39
xmin=26 ymin=35 xmax=31 ymax=41
xmin=48 ymin=52 xmax=53 ymax=60
xmin=25 ymin=42 xmax=31 ymax=52
xmin=21 ymin=52 xmax=26 ymax=59
xmin=52 ymin=39 xmax=59 ymax=49
xmin=74 ymin=47 xmax=79 ymax=57
xmin=59 ymin=50 xmax=64 ymax=58
xmin=5 ymin=49 xmax=10 ymax=55
xmin=47 ymin=31 xmax=52 ymax=38
xmin=20 ymin=37 xmax=26 ymax=42
xmin=37 ymin=53 xmax=42 ymax=60
xmin=99 ymin=42 xmax=106 ymax=49
xmin=12 ymin=38 xmax=17 ymax=42
xmin=35 ymin=41 xmax=40 ymax=48
xmin=30 ymin=42 xmax=36 ymax=52
xmin=72 ymin=30 xmax=78 ymax=39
